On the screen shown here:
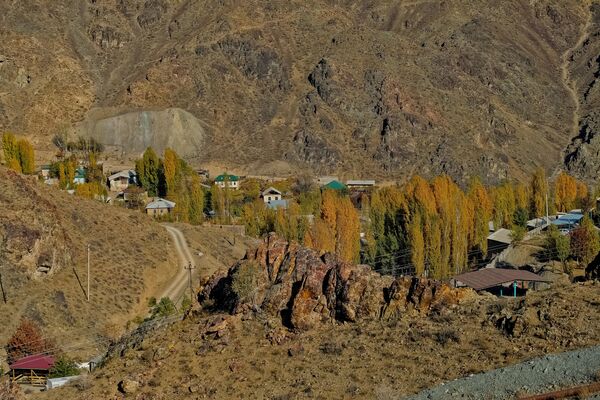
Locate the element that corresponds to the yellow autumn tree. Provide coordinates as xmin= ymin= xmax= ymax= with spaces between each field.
xmin=163 ymin=148 xmax=179 ymax=197
xmin=409 ymin=211 xmax=425 ymax=276
xmin=554 ymin=172 xmax=578 ymax=212
xmin=468 ymin=178 xmax=492 ymax=254
xmin=304 ymin=219 xmax=336 ymax=254
xmin=335 ymin=196 xmax=361 ymax=262
xmin=530 ymin=167 xmax=548 ymax=217
xmin=17 ymin=138 xmax=35 ymax=174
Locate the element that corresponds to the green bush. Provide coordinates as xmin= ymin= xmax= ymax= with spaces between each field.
xmin=49 ymin=355 xmax=80 ymax=378
xmin=231 ymin=263 xmax=260 ymax=304
xmin=149 ymin=297 xmax=176 ymax=319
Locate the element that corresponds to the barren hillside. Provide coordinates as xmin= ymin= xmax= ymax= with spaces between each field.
xmin=0 ymin=167 xmax=254 ymax=362
xmin=0 ymin=0 xmax=597 ymax=182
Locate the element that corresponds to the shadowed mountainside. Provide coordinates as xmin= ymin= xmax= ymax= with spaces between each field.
xmin=0 ymin=0 xmax=597 ymax=182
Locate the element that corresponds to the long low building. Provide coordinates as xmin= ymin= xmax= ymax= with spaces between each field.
xmin=452 ymin=268 xmax=549 ymax=296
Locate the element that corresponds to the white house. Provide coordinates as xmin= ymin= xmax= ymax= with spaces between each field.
xmin=261 ymin=187 xmax=282 ymax=204
xmin=108 ymin=170 xmax=137 ymax=192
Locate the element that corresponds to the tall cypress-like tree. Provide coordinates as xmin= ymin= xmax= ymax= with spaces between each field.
xmin=530 ymin=167 xmax=548 ymax=217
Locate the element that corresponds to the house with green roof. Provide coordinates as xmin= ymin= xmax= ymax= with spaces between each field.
xmin=214 ymin=173 xmax=240 ymax=190
xmin=321 ymin=180 xmax=347 ymax=191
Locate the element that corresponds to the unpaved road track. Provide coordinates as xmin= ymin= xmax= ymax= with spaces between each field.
xmin=161 ymin=225 xmax=196 ymax=302
xmin=405 ymin=345 xmax=600 ymax=400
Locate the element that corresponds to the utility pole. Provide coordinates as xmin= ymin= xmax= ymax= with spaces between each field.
xmin=184 ymin=262 xmax=196 ymax=306
xmin=545 ymin=192 xmax=550 ymax=225
xmin=0 ymin=272 xmax=6 ymax=304
xmin=87 ymin=244 xmax=90 ymax=302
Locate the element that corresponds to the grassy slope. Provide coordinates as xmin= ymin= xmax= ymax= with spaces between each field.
xmin=36 ymin=283 xmax=600 ymax=399
xmin=0 ymin=167 xmax=177 ymax=360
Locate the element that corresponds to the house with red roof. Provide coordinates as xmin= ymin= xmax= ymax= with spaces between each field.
xmin=9 ymin=354 xmax=55 ymax=386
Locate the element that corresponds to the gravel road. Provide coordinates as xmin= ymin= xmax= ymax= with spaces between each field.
xmin=404 ymin=345 xmax=600 ymax=400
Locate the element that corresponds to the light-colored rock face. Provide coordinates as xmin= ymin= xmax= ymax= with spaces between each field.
xmin=75 ymin=108 xmax=206 ymax=157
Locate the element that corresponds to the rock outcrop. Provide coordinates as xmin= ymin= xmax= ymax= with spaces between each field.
xmin=200 ymin=234 xmax=469 ymax=330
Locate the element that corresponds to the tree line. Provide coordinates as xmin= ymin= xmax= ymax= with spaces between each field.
xmin=239 ymin=168 xmax=599 ymax=280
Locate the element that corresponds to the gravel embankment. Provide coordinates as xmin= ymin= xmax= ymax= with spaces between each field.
xmin=404 ymin=345 xmax=600 ymax=400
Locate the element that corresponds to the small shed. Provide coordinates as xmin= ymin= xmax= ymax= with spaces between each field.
xmin=452 ymin=268 xmax=549 ymax=296
xmin=9 ymin=354 xmax=55 ymax=386
xmin=145 ymin=198 xmax=176 ymax=217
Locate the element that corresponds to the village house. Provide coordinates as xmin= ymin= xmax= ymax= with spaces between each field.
xmin=145 ymin=198 xmax=176 ymax=217
xmin=214 ymin=173 xmax=240 ymax=190
xmin=108 ymin=169 xmax=137 ymax=192
xmin=261 ymin=187 xmax=282 ymax=203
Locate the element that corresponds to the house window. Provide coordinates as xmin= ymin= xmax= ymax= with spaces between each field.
xmin=268 ymin=196 xmax=271 ymax=201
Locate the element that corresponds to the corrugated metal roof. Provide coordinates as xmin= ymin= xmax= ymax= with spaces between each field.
xmin=108 ymin=170 xmax=136 ymax=181
xmin=10 ymin=354 xmax=55 ymax=370
xmin=266 ymin=199 xmax=288 ymax=209
xmin=346 ymin=180 xmax=376 ymax=186
xmin=454 ymin=268 xmax=549 ymax=291
xmin=145 ymin=198 xmax=176 ymax=209
xmin=487 ymin=228 xmax=513 ymax=245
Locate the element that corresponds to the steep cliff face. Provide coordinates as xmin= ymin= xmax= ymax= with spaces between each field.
xmin=0 ymin=0 xmax=595 ymax=183
xmin=564 ymin=4 xmax=600 ymax=182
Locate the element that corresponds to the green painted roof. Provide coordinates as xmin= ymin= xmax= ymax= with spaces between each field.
xmin=74 ymin=167 xmax=86 ymax=179
xmin=215 ymin=174 xmax=239 ymax=182
xmin=322 ymin=180 xmax=347 ymax=190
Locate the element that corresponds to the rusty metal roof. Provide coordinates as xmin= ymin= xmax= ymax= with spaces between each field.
xmin=454 ymin=268 xmax=549 ymax=291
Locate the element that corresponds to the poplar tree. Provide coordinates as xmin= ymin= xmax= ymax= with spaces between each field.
xmin=17 ymin=139 xmax=35 ymax=174
xmin=469 ymin=178 xmax=492 ymax=254
xmin=530 ymin=168 xmax=548 ymax=217
xmin=409 ymin=211 xmax=425 ymax=276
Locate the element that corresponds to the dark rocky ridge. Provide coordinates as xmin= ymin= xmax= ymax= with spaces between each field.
xmin=199 ymin=234 xmax=470 ymax=331
xmin=0 ymin=0 xmax=595 ymax=183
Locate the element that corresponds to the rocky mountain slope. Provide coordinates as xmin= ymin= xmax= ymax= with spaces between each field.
xmin=0 ymin=0 xmax=596 ymax=182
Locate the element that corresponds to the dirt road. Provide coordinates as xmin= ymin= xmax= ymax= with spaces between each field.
xmin=161 ymin=225 xmax=197 ymax=303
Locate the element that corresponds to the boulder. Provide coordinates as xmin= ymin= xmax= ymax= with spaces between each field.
xmin=118 ymin=378 xmax=140 ymax=394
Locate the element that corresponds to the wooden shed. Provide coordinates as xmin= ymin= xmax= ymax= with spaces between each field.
xmin=9 ymin=354 xmax=55 ymax=386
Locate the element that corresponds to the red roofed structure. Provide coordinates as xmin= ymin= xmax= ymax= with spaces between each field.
xmin=9 ymin=354 xmax=55 ymax=386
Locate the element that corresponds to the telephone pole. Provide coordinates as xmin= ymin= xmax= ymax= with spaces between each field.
xmin=0 ymin=272 xmax=6 ymax=304
xmin=87 ymin=244 xmax=90 ymax=302
xmin=184 ymin=262 xmax=196 ymax=306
